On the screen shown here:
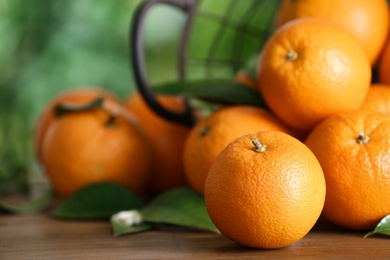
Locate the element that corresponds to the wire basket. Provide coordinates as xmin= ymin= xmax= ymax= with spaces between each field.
xmin=130 ymin=0 xmax=281 ymax=127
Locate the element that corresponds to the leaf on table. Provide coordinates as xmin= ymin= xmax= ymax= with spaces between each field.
xmin=52 ymin=182 xmax=143 ymax=220
xmin=364 ymin=215 xmax=390 ymax=238
xmin=110 ymin=219 xmax=155 ymax=237
xmin=0 ymin=190 xmax=52 ymax=214
xmin=154 ymin=79 xmax=266 ymax=107
xmin=141 ymin=187 xmax=219 ymax=233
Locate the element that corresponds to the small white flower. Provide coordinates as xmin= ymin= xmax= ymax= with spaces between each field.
xmin=111 ymin=210 xmax=143 ymax=226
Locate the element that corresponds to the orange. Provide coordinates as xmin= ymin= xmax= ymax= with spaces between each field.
xmin=41 ymin=99 xmax=151 ymax=198
xmin=361 ymin=84 xmax=390 ymax=116
xmin=125 ymin=93 xmax=190 ymax=195
xmin=379 ymin=38 xmax=390 ymax=84
xmin=305 ymin=110 xmax=390 ymax=230
xmin=34 ymin=87 xmax=119 ymax=162
xmin=276 ymin=0 xmax=390 ymax=65
xmin=205 ymin=130 xmax=325 ymax=249
xmin=258 ymin=18 xmax=371 ymax=132
xmin=183 ymin=105 xmax=292 ymax=195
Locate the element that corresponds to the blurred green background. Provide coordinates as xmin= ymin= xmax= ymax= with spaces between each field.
xmin=0 ymin=0 xmax=282 ymax=196
xmin=0 ymin=0 xmax=186 ymax=195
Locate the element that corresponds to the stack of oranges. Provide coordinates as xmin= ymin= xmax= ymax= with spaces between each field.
xmin=34 ymin=88 xmax=191 ymax=199
xmin=35 ymin=0 xmax=390 ymax=250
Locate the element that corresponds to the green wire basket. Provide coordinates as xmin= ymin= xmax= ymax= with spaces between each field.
xmin=131 ymin=0 xmax=281 ymax=126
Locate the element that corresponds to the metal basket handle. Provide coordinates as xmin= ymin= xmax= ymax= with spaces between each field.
xmin=130 ymin=0 xmax=198 ymax=127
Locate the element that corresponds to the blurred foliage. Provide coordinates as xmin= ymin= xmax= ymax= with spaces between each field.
xmin=0 ymin=0 xmax=281 ymax=195
xmin=0 ymin=0 xmax=185 ymax=195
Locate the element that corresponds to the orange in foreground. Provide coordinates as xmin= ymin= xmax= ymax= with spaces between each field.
xmin=41 ymin=99 xmax=151 ymax=198
xmin=183 ymin=105 xmax=291 ymax=195
xmin=258 ymin=18 xmax=371 ymax=131
xmin=276 ymin=0 xmax=389 ymax=65
xmin=305 ymin=110 xmax=390 ymax=230
xmin=205 ymin=130 xmax=325 ymax=249
xmin=125 ymin=93 xmax=190 ymax=196
xmin=34 ymin=87 xmax=119 ymax=162
xmin=361 ymin=84 xmax=390 ymax=116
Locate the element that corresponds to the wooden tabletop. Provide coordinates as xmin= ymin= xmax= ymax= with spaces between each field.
xmin=1 ymin=211 xmax=390 ymax=259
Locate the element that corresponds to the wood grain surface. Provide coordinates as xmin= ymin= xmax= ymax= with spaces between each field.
xmin=1 ymin=212 xmax=390 ymax=259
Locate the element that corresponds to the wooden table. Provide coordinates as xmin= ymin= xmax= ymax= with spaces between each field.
xmin=1 ymin=211 xmax=390 ymax=259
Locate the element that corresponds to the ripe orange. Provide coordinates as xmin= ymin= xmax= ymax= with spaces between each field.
xmin=34 ymin=87 xmax=119 ymax=162
xmin=41 ymin=99 xmax=151 ymax=198
xmin=361 ymin=84 xmax=390 ymax=116
xmin=183 ymin=105 xmax=292 ymax=195
xmin=276 ymin=0 xmax=390 ymax=65
xmin=305 ymin=110 xmax=390 ymax=230
xmin=205 ymin=130 xmax=325 ymax=249
xmin=258 ymin=18 xmax=371 ymax=132
xmin=125 ymin=93 xmax=190 ymax=195
xmin=379 ymin=39 xmax=390 ymax=84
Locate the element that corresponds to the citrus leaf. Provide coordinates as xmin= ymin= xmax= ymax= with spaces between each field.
xmin=55 ymin=96 xmax=104 ymax=117
xmin=141 ymin=187 xmax=219 ymax=233
xmin=364 ymin=215 xmax=390 ymax=238
xmin=154 ymin=79 xmax=266 ymax=107
xmin=52 ymin=182 xmax=143 ymax=220
xmin=111 ymin=217 xmax=154 ymax=237
xmin=0 ymin=191 xmax=52 ymax=214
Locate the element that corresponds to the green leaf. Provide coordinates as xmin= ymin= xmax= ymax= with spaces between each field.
xmin=110 ymin=209 xmax=150 ymax=236
xmin=52 ymin=182 xmax=143 ymax=220
xmin=55 ymin=96 xmax=104 ymax=117
xmin=154 ymin=79 xmax=266 ymax=107
xmin=141 ymin=187 xmax=219 ymax=233
xmin=0 ymin=191 xmax=52 ymax=214
xmin=364 ymin=215 xmax=390 ymax=238
xmin=111 ymin=215 xmax=154 ymax=237
xmin=112 ymin=222 xmax=154 ymax=237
